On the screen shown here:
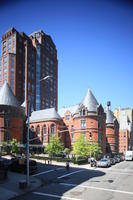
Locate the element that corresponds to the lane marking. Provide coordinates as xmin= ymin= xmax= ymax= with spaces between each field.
xmin=32 ymin=167 xmax=64 ymax=177
xmin=60 ymin=183 xmax=133 ymax=195
xmin=57 ymin=170 xmax=84 ymax=179
xmin=33 ymin=192 xmax=82 ymax=200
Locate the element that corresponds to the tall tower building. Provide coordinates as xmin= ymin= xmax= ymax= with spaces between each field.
xmin=30 ymin=30 xmax=58 ymax=111
xmin=0 ymin=28 xmax=58 ymax=113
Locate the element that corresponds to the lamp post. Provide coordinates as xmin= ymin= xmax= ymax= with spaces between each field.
xmin=26 ymin=75 xmax=51 ymax=187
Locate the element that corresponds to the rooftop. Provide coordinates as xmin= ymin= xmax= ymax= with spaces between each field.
xmin=0 ymin=82 xmax=20 ymax=107
xmin=80 ymin=88 xmax=99 ymax=112
xmin=30 ymin=108 xmax=61 ymax=122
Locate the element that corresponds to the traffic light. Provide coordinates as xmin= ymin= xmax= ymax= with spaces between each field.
xmin=89 ymin=132 xmax=92 ymax=140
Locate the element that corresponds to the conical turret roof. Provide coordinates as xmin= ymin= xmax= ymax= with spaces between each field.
xmin=80 ymin=88 xmax=99 ymax=112
xmin=0 ymin=82 xmax=20 ymax=107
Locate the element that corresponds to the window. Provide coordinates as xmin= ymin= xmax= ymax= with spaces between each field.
xmin=3 ymin=46 xmax=6 ymax=54
xmin=66 ymin=115 xmax=70 ymax=120
xmin=3 ymin=56 xmax=7 ymax=66
xmin=3 ymin=73 xmax=7 ymax=79
xmin=71 ymin=125 xmax=74 ymax=131
xmin=50 ymin=124 xmax=55 ymax=135
xmin=42 ymin=125 xmax=47 ymax=141
xmin=3 ymin=41 xmax=6 ymax=47
xmin=8 ymin=37 xmax=11 ymax=43
xmin=36 ymin=125 xmax=40 ymax=137
xmin=80 ymin=109 xmax=86 ymax=116
xmin=71 ymin=133 xmax=74 ymax=143
xmin=4 ymin=131 xmax=10 ymax=141
xmin=4 ymin=68 xmax=7 ymax=73
xmin=80 ymin=119 xmax=86 ymax=129
xmin=4 ymin=118 xmax=10 ymax=127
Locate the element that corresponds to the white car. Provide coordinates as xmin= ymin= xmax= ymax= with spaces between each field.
xmin=97 ymin=158 xmax=111 ymax=168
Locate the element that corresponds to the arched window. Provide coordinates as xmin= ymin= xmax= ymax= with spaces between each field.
xmin=42 ymin=125 xmax=47 ymax=142
xmin=71 ymin=133 xmax=74 ymax=143
xmin=83 ymin=109 xmax=86 ymax=116
xmin=36 ymin=125 xmax=40 ymax=137
xmin=50 ymin=124 xmax=56 ymax=135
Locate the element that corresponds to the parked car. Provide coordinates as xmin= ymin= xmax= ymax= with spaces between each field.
xmin=119 ymin=155 xmax=125 ymax=161
xmin=110 ymin=158 xmax=116 ymax=165
xmin=97 ymin=158 xmax=111 ymax=168
xmin=114 ymin=155 xmax=121 ymax=163
xmin=0 ymin=158 xmax=10 ymax=180
xmin=9 ymin=157 xmax=37 ymax=174
xmin=55 ymin=152 xmax=66 ymax=158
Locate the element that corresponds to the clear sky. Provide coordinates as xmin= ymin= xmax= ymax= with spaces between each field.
xmin=0 ymin=0 xmax=133 ymax=111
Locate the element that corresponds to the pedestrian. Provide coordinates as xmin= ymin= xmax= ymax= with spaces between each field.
xmin=66 ymin=160 xmax=70 ymax=171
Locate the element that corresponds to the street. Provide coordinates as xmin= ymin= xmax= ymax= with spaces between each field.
xmin=11 ymin=161 xmax=133 ymax=200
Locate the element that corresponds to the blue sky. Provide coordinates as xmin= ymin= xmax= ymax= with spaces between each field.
xmin=0 ymin=0 xmax=133 ymax=110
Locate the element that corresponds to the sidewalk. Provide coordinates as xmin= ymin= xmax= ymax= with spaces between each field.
xmin=33 ymin=157 xmax=94 ymax=170
xmin=0 ymin=171 xmax=41 ymax=200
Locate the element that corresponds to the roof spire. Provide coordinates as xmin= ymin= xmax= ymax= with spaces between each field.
xmin=80 ymin=88 xmax=99 ymax=112
xmin=0 ymin=82 xmax=20 ymax=107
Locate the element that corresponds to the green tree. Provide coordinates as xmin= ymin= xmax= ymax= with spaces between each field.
xmin=45 ymin=135 xmax=63 ymax=157
xmin=1 ymin=141 xmax=7 ymax=154
xmin=89 ymin=142 xmax=102 ymax=159
xmin=72 ymin=134 xmax=89 ymax=159
xmin=10 ymin=138 xmax=19 ymax=155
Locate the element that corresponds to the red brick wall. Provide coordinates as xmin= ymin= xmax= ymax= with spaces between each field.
xmin=0 ymin=116 xmax=24 ymax=142
xmin=29 ymin=119 xmax=67 ymax=147
xmin=119 ymin=129 xmax=130 ymax=153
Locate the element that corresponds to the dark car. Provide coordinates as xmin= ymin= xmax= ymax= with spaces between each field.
xmin=110 ymin=158 xmax=116 ymax=165
xmin=55 ymin=152 xmax=66 ymax=158
xmin=0 ymin=158 xmax=10 ymax=180
xmin=10 ymin=157 xmax=37 ymax=174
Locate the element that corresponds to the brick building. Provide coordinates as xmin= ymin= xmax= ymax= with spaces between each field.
xmin=0 ymin=83 xmax=25 ymax=143
xmin=29 ymin=108 xmax=67 ymax=147
xmin=106 ymin=102 xmax=119 ymax=155
xmin=114 ymin=108 xmax=133 ymax=152
xmin=118 ymin=111 xmax=131 ymax=153
xmin=0 ymin=27 xmax=58 ymax=114
xmin=28 ymin=88 xmax=106 ymax=154
xmin=59 ymin=88 xmax=106 ymax=154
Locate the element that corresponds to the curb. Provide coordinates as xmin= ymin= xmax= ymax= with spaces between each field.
xmin=8 ymin=178 xmax=42 ymax=200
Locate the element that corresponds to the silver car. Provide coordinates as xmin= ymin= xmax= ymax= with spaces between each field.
xmin=97 ymin=158 xmax=111 ymax=168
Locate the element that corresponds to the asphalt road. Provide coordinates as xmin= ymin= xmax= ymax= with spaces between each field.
xmin=11 ymin=161 xmax=133 ymax=200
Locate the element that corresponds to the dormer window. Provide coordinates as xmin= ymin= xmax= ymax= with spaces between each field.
xmin=80 ymin=109 xmax=86 ymax=116
xmin=83 ymin=109 xmax=86 ymax=116
xmin=66 ymin=115 xmax=70 ymax=120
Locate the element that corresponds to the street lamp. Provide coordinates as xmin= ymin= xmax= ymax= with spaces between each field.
xmin=26 ymin=75 xmax=51 ymax=187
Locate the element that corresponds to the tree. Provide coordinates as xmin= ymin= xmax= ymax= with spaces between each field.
xmin=10 ymin=138 xmax=19 ymax=155
xmin=72 ymin=134 xmax=89 ymax=158
xmin=89 ymin=142 xmax=102 ymax=159
xmin=45 ymin=135 xmax=63 ymax=157
xmin=1 ymin=141 xmax=7 ymax=154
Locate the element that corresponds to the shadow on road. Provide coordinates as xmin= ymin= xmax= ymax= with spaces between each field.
xmin=30 ymin=161 xmax=106 ymax=199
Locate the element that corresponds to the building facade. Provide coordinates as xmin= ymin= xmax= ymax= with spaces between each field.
xmin=0 ymin=83 xmax=25 ymax=143
xmin=29 ymin=108 xmax=67 ymax=147
xmin=114 ymin=108 xmax=133 ymax=152
xmin=59 ymin=88 xmax=106 ymax=154
xmin=106 ymin=102 xmax=119 ymax=155
xmin=0 ymin=27 xmax=58 ymax=114
xmin=28 ymin=88 xmax=106 ymax=154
